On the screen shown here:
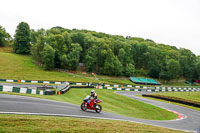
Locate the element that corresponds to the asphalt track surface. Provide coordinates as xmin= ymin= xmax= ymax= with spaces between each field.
xmin=0 ymin=85 xmax=200 ymax=132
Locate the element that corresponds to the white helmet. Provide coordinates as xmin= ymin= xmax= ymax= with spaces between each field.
xmin=91 ymin=90 xmax=95 ymax=95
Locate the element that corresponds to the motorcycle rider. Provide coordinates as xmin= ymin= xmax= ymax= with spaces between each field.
xmin=91 ymin=90 xmax=97 ymax=107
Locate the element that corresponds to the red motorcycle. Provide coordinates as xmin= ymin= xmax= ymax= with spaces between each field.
xmin=81 ymin=96 xmax=102 ymax=113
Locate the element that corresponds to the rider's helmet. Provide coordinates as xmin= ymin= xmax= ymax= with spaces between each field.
xmin=91 ymin=90 xmax=95 ymax=95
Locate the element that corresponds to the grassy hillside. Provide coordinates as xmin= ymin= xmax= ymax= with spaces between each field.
xmin=0 ymin=52 xmax=95 ymax=82
xmin=0 ymin=114 xmax=185 ymax=133
xmin=0 ymin=88 xmax=177 ymax=120
xmin=0 ymin=51 xmax=135 ymax=85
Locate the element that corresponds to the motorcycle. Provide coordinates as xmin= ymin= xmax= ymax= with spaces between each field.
xmin=81 ymin=95 xmax=102 ymax=113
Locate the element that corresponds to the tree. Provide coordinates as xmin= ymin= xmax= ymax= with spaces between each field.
xmin=85 ymin=46 xmax=97 ymax=72
xmin=103 ymin=49 xmax=123 ymax=76
xmin=71 ymin=32 xmax=85 ymax=47
xmin=144 ymin=46 xmax=161 ymax=70
xmin=63 ymin=43 xmax=82 ymax=70
xmin=166 ymin=59 xmax=181 ymax=80
xmin=195 ymin=61 xmax=200 ymax=79
xmin=148 ymin=65 xmax=160 ymax=78
xmin=124 ymin=64 xmax=135 ymax=76
xmin=61 ymin=54 xmax=68 ymax=68
xmin=159 ymin=71 xmax=170 ymax=82
xmin=62 ymin=31 xmax=72 ymax=47
xmin=30 ymin=28 xmax=46 ymax=44
xmin=54 ymin=51 xmax=62 ymax=68
xmin=31 ymin=35 xmax=47 ymax=62
xmin=41 ymin=44 xmax=55 ymax=70
xmin=118 ymin=48 xmax=126 ymax=65
xmin=30 ymin=29 xmax=37 ymax=44
xmin=13 ymin=22 xmax=31 ymax=54
xmin=0 ymin=26 xmax=11 ymax=46
xmin=46 ymin=26 xmax=66 ymax=36
xmin=178 ymin=48 xmax=196 ymax=79
xmin=71 ymin=32 xmax=85 ymax=62
xmin=48 ymin=34 xmax=67 ymax=55
xmin=132 ymin=43 xmax=148 ymax=68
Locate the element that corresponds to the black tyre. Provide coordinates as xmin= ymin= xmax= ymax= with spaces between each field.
xmin=81 ymin=103 xmax=87 ymax=111
xmin=95 ymin=104 xmax=102 ymax=113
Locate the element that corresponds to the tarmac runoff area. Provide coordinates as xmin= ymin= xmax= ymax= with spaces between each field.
xmin=0 ymin=83 xmax=199 ymax=132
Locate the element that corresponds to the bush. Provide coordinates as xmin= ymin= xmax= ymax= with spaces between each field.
xmin=41 ymin=44 xmax=55 ymax=70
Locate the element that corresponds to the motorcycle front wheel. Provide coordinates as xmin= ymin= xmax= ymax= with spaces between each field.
xmin=81 ymin=103 xmax=87 ymax=111
xmin=95 ymin=104 xmax=102 ymax=113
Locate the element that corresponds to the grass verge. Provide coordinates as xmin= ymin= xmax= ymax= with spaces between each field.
xmin=152 ymin=92 xmax=200 ymax=103
xmin=0 ymin=114 xmax=186 ymax=133
xmin=0 ymin=88 xmax=177 ymax=120
xmin=137 ymin=94 xmax=200 ymax=111
xmin=0 ymin=52 xmax=97 ymax=82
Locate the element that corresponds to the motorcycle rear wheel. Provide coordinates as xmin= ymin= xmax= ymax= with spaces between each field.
xmin=95 ymin=104 xmax=102 ymax=113
xmin=81 ymin=103 xmax=87 ymax=111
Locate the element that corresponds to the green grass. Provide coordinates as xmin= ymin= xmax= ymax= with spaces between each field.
xmin=162 ymin=82 xmax=192 ymax=86
xmin=142 ymin=92 xmax=200 ymax=112
xmin=0 ymin=88 xmax=177 ymax=120
xmin=99 ymin=78 xmax=136 ymax=85
xmin=137 ymin=93 xmax=200 ymax=111
xmin=159 ymin=80 xmax=199 ymax=87
xmin=0 ymin=51 xmax=133 ymax=85
xmin=153 ymin=92 xmax=200 ymax=103
xmin=0 ymin=52 xmax=97 ymax=82
xmin=0 ymin=114 xmax=186 ymax=133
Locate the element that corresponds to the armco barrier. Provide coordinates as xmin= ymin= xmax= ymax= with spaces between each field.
xmin=59 ymin=85 xmax=95 ymax=94
xmin=0 ymin=85 xmax=44 ymax=95
xmin=60 ymin=86 xmax=71 ymax=94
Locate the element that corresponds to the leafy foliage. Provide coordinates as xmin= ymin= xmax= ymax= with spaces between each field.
xmin=9 ymin=22 xmax=200 ymax=80
xmin=13 ymin=22 xmax=31 ymax=54
xmin=41 ymin=44 xmax=55 ymax=70
xmin=0 ymin=26 xmax=11 ymax=46
xmin=166 ymin=59 xmax=181 ymax=80
xmin=64 ymin=43 xmax=82 ymax=70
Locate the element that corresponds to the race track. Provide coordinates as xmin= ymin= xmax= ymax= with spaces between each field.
xmin=0 ymin=90 xmax=200 ymax=132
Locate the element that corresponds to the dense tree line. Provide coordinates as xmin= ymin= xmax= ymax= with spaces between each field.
xmin=1 ymin=22 xmax=200 ymax=81
xmin=29 ymin=26 xmax=200 ymax=81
